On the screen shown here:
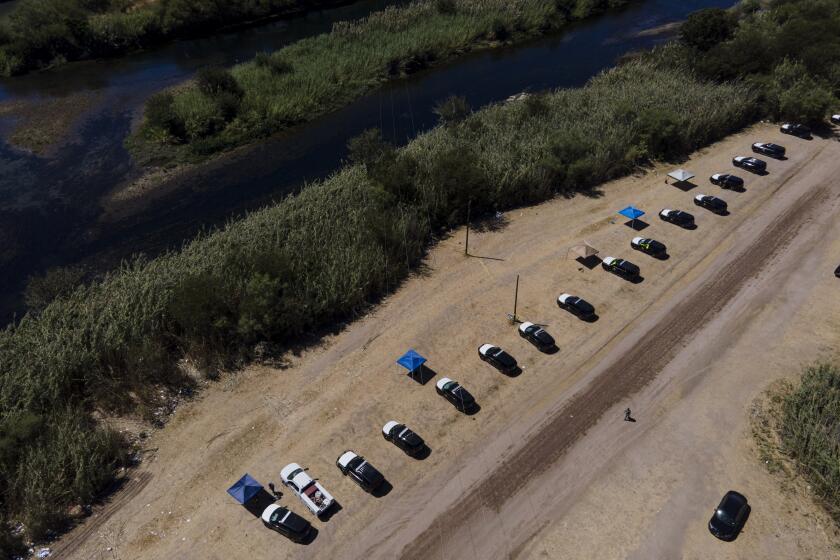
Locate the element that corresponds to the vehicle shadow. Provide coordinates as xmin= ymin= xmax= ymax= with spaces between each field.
xmin=372 ymin=480 xmax=393 ymax=498
xmin=541 ymin=344 xmax=560 ymax=355
xmin=725 ymin=185 xmax=746 ymax=193
xmin=407 ymin=364 xmax=436 ymax=385
xmin=503 ymin=366 xmax=523 ymax=377
xmin=629 ymin=275 xmax=645 ymax=284
xmin=581 ymin=313 xmax=600 ymax=323
xmin=746 ymin=169 xmax=769 ymax=176
xmin=653 ymin=253 xmax=670 ymax=261
xmin=319 ymin=502 xmax=342 ymax=522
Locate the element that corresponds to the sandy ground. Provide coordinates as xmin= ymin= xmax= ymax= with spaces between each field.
xmin=51 ymin=124 xmax=840 ymax=560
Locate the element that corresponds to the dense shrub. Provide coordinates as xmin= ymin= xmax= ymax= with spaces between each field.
xmin=135 ymin=0 xmax=635 ymax=160
xmin=433 ymin=95 xmax=471 ymax=126
xmin=781 ymin=363 xmax=840 ymax=522
xmin=665 ymin=0 xmax=840 ymax=124
xmin=23 ymin=265 xmax=86 ymax=314
xmin=0 ymin=0 xmax=351 ymax=75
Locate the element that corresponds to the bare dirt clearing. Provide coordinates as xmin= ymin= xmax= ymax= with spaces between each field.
xmin=55 ymin=125 xmax=840 ymax=560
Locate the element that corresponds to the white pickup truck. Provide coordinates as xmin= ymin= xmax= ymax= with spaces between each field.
xmin=280 ymin=463 xmax=335 ymax=517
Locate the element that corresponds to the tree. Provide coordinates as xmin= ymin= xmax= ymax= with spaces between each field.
xmin=680 ymin=8 xmax=737 ymax=51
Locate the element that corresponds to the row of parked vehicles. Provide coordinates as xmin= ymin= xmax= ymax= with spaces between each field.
xmin=263 ymin=127 xmax=811 ymax=544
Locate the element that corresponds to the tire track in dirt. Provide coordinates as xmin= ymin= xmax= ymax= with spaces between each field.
xmin=399 ymin=177 xmax=833 ymax=558
xmin=50 ymin=471 xmax=153 ymax=559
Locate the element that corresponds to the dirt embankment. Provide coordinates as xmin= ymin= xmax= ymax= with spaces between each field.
xmin=51 ymin=124 xmax=840 ymax=560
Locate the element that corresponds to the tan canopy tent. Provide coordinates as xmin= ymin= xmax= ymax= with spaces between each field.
xmin=567 ymin=242 xmax=599 ymax=260
xmin=666 ymin=169 xmax=695 ymax=183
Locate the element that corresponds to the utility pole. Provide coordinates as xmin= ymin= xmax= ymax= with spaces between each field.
xmin=511 ymin=274 xmax=520 ymax=324
xmin=464 ymin=200 xmax=471 ymax=256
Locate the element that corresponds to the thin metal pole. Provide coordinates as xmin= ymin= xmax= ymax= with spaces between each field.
xmin=464 ymin=200 xmax=471 ymax=255
xmin=513 ymin=274 xmax=519 ymax=322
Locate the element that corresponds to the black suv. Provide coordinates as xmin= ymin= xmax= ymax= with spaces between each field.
xmin=261 ymin=505 xmax=313 ymax=543
xmin=630 ymin=237 xmax=667 ymax=258
xmin=694 ymin=194 xmax=728 ymax=214
xmin=709 ymin=490 xmax=749 ymax=541
xmin=601 ymin=257 xmax=640 ymax=280
xmin=382 ymin=421 xmax=426 ymax=456
xmin=478 ymin=344 xmax=518 ymax=374
xmin=659 ymin=209 xmax=695 ymax=228
xmin=752 ymin=142 xmax=785 ymax=158
xmin=709 ymin=173 xmax=744 ymax=190
xmin=780 ymin=123 xmax=811 ymax=138
xmin=732 ymin=156 xmax=767 ymax=173
xmin=336 ymin=451 xmax=385 ymax=493
xmin=518 ymin=322 xmax=556 ymax=351
xmin=557 ymin=294 xmax=596 ymax=320
xmin=436 ymin=378 xmax=478 ymax=413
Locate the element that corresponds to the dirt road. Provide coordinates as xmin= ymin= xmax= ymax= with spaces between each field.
xmin=55 ymin=125 xmax=840 ymax=560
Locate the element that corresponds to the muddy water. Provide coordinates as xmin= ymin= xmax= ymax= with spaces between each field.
xmin=0 ymin=0 xmax=734 ymax=321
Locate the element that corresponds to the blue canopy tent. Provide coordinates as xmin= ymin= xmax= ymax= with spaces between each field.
xmin=227 ymin=473 xmax=263 ymax=505
xmin=397 ymin=349 xmax=427 ymax=381
xmin=618 ymin=205 xmax=645 ymax=228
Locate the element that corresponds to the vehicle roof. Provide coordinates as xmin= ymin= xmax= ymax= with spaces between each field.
xmin=436 ymin=377 xmax=453 ymax=389
xmin=695 ymin=194 xmax=707 ymax=200
xmin=661 ymin=208 xmax=673 ymax=213
xmin=261 ymin=504 xmax=284 ymax=523
xmin=383 ymin=420 xmax=400 ymax=433
xmin=558 ymin=293 xmax=572 ymax=301
xmin=632 ymin=236 xmax=644 ymax=243
xmin=519 ymin=321 xmax=535 ymax=331
xmin=281 ymin=463 xmax=302 ymax=479
xmin=479 ymin=343 xmax=495 ymax=353
xmin=337 ymin=450 xmax=358 ymax=467
xmin=602 ymin=256 xmax=616 ymax=263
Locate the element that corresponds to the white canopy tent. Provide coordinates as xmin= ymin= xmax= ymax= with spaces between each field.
xmin=666 ymin=169 xmax=695 ymax=183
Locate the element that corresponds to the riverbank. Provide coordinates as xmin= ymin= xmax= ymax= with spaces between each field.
xmin=129 ymin=0 xmax=635 ymax=166
xmin=0 ymin=0 xmax=360 ymax=76
xmin=0 ymin=54 xmax=755 ymax=551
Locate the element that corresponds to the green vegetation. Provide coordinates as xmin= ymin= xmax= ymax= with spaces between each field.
xmin=0 ymin=0 xmax=353 ymax=76
xmin=779 ymin=363 xmax=840 ymax=522
xmin=2 ymin=0 xmax=839 ymax=550
xmin=0 ymin=57 xmax=755 ymax=551
xmin=132 ymin=0 xmax=634 ymax=162
xmin=667 ymin=1 xmax=840 ymax=124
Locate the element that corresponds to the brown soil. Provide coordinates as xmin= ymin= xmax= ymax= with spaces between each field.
xmin=52 ymin=124 xmax=840 ymax=560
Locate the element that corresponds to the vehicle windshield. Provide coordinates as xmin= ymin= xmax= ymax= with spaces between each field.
xmin=716 ymin=508 xmax=737 ymax=526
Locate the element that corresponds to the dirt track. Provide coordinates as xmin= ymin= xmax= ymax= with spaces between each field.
xmin=55 ymin=125 xmax=840 ymax=560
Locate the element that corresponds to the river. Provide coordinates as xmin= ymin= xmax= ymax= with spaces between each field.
xmin=0 ymin=0 xmax=734 ymax=322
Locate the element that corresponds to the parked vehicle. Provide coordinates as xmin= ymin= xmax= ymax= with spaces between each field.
xmin=336 ymin=451 xmax=385 ymax=493
xmin=261 ymin=504 xmax=312 ymax=542
xmin=709 ymin=173 xmax=744 ymax=190
xmin=752 ymin=142 xmax=785 ymax=158
xmin=732 ymin=156 xmax=767 ymax=173
xmin=630 ymin=237 xmax=666 ymax=258
xmin=659 ymin=208 xmax=695 ymax=228
xmin=832 ymin=114 xmax=840 ymax=125
xmin=709 ymin=490 xmax=749 ymax=541
xmin=280 ymin=463 xmax=335 ymax=517
xmin=478 ymin=344 xmax=518 ymax=374
xmin=435 ymin=377 xmax=477 ymax=413
xmin=557 ymin=293 xmax=596 ymax=320
xmin=694 ymin=194 xmax=728 ymax=214
xmin=382 ymin=421 xmax=425 ymax=456
xmin=518 ymin=322 xmax=556 ymax=351
xmin=780 ymin=123 xmax=811 ymax=138
xmin=601 ymin=256 xmax=640 ymax=280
